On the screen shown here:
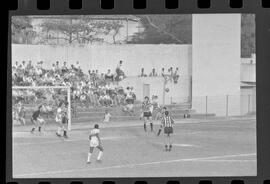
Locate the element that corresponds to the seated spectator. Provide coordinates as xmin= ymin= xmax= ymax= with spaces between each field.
xmin=14 ymin=61 xmax=19 ymax=69
xmin=38 ymin=61 xmax=44 ymax=69
xmin=103 ymin=109 xmax=112 ymax=123
xmin=21 ymin=61 xmax=27 ymax=71
xmin=105 ymin=69 xmax=114 ymax=81
xmin=75 ymin=61 xmax=80 ymax=70
xmin=55 ymin=61 xmax=60 ymax=71
xmin=62 ymin=62 xmax=68 ymax=73
xmin=149 ymin=68 xmax=157 ymax=77
xmin=52 ymin=63 xmax=56 ymax=72
xmin=27 ymin=60 xmax=32 ymax=70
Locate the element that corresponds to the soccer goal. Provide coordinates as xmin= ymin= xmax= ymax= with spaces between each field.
xmin=12 ymin=86 xmax=72 ymax=130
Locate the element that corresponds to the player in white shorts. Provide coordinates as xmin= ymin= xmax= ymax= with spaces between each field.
xmin=55 ymin=107 xmax=62 ymax=137
xmin=87 ymin=124 xmax=104 ymax=164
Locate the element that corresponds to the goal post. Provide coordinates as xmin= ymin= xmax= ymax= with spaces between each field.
xmin=12 ymin=85 xmax=72 ymax=131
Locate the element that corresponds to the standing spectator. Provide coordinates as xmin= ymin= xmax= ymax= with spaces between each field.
xmin=39 ymin=61 xmax=44 ymax=69
xmin=149 ymin=68 xmax=157 ymax=77
xmin=103 ymin=110 xmax=111 ymax=123
xmin=21 ymin=61 xmax=27 ymax=70
xmin=75 ymin=61 xmax=80 ymax=70
xmin=173 ymin=67 xmax=180 ymax=84
xmin=105 ymin=69 xmax=114 ymax=82
xmin=117 ymin=60 xmax=123 ymax=71
xmin=140 ymin=68 xmax=147 ymax=77
xmin=115 ymin=60 xmax=125 ymax=81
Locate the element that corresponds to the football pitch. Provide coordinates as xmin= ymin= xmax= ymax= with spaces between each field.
xmin=12 ymin=117 xmax=257 ymax=178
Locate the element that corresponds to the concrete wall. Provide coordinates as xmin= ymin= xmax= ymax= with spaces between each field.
xmin=192 ymin=14 xmax=241 ymax=116
xmin=241 ymin=63 xmax=256 ymax=82
xmin=241 ymin=87 xmax=256 ymax=114
xmin=119 ymin=75 xmax=191 ymax=105
xmin=12 ymin=44 xmax=192 ymax=77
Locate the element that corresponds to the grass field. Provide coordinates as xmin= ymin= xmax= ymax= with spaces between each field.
xmin=12 ymin=117 xmax=257 ymax=178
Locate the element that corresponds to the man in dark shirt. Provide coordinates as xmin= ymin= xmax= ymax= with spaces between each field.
xmin=30 ymin=105 xmax=43 ymax=133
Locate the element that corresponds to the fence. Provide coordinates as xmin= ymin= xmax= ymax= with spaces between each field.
xmin=169 ymin=94 xmax=256 ymax=117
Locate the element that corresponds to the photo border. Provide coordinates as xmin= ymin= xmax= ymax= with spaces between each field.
xmin=5 ymin=0 xmax=270 ymax=183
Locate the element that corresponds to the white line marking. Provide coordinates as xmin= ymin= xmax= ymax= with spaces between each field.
xmin=153 ymin=142 xmax=199 ymax=147
xmin=194 ymin=159 xmax=256 ymax=162
xmin=13 ymin=136 xmax=137 ymax=146
xmin=14 ymin=153 xmax=256 ymax=178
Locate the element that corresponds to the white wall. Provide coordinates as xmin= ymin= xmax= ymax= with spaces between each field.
xmin=192 ymin=14 xmax=241 ymax=116
xmin=241 ymin=63 xmax=256 ymax=82
xmin=119 ymin=75 xmax=191 ymax=105
xmin=12 ymin=44 xmax=192 ymax=77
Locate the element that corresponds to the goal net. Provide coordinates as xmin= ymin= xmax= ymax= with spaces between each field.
xmin=12 ymin=86 xmax=72 ymax=130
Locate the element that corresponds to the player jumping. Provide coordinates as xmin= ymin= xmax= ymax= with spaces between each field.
xmin=157 ymin=110 xmax=174 ymax=151
xmin=141 ymin=96 xmax=153 ymax=132
xmin=87 ymin=124 xmax=104 ymax=164
xmin=30 ymin=105 xmax=43 ymax=133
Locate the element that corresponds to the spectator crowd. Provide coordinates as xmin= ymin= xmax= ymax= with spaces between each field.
xmin=139 ymin=67 xmax=180 ymax=84
xmin=12 ymin=60 xmax=136 ymax=110
xmin=12 ymin=59 xmax=179 ymax=112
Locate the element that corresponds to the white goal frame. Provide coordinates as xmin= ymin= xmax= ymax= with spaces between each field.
xmin=12 ymin=86 xmax=72 ymax=130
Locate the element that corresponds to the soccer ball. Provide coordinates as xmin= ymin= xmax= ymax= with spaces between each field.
xmin=165 ymin=88 xmax=170 ymax=93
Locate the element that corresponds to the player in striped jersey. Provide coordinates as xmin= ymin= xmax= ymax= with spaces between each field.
xmin=141 ymin=96 xmax=153 ymax=132
xmin=158 ymin=110 xmax=174 ymax=151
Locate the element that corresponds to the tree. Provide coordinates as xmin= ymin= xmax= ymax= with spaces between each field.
xmin=128 ymin=15 xmax=192 ymax=44
xmin=40 ymin=16 xmax=123 ymax=44
xmin=12 ymin=16 xmax=36 ymax=44
xmin=241 ymin=14 xmax=255 ymax=58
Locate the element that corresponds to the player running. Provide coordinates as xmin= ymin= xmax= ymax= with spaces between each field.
xmin=87 ymin=124 xmax=104 ymax=164
xmin=157 ymin=110 xmax=174 ymax=151
xmin=30 ymin=105 xmax=44 ymax=133
xmin=141 ymin=96 xmax=153 ymax=132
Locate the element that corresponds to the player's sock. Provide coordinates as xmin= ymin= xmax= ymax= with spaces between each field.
xmin=157 ymin=129 xmax=161 ymax=136
xmin=87 ymin=153 xmax=91 ymax=163
xmin=97 ymin=151 xmax=103 ymax=161
xmin=150 ymin=123 xmax=153 ymax=131
xmin=165 ymin=145 xmax=168 ymax=151
xmin=38 ymin=126 xmax=41 ymax=132
xmin=144 ymin=123 xmax=147 ymax=132
xmin=31 ymin=127 xmax=35 ymax=132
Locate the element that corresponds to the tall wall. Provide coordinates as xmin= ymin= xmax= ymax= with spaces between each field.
xmin=192 ymin=14 xmax=241 ymax=116
xmin=12 ymin=44 xmax=192 ymax=77
xmin=12 ymin=44 xmax=192 ymax=105
xmin=119 ymin=76 xmax=190 ymax=105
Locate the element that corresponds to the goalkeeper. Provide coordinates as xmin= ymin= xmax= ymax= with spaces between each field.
xmin=157 ymin=110 xmax=174 ymax=151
